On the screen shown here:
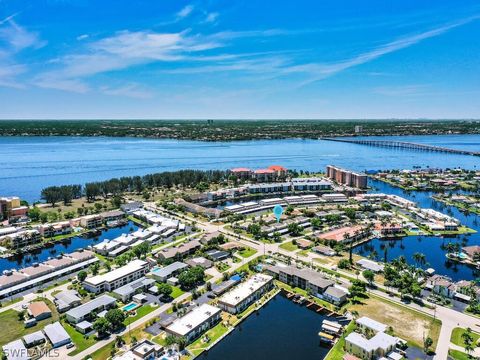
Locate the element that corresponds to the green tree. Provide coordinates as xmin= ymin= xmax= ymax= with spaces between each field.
xmin=77 ymin=270 xmax=87 ymax=282
xmin=105 ymin=309 xmax=126 ymax=330
xmin=362 ymin=269 xmax=375 ymax=286
xmin=157 ymin=283 xmax=173 ymax=298
xmin=93 ymin=318 xmax=110 ymax=336
xmin=423 ymin=336 xmax=433 ymax=354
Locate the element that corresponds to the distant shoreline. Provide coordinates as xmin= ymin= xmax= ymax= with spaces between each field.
xmin=0 ymin=119 xmax=478 ymax=141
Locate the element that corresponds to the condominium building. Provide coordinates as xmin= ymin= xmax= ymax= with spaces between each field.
xmin=65 ymin=294 xmax=117 ymax=324
xmin=217 ymin=274 xmax=273 ymax=314
xmin=291 ymin=178 xmax=332 ymax=191
xmin=326 ymin=165 xmax=368 ymax=189
xmin=82 ymin=259 xmax=149 ymax=293
xmin=79 ymin=215 xmax=103 ymax=229
xmin=165 ymin=304 xmax=222 ymax=343
xmin=230 ymin=167 xmax=253 ymax=180
xmin=1 ymin=196 xmax=27 ymax=220
xmin=0 ymin=229 xmax=41 ymax=249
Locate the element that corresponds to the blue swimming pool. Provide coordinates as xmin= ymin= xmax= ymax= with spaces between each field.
xmin=122 ymin=302 xmax=139 ymax=312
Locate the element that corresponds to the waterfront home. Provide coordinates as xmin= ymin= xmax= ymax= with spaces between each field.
xmin=83 ymin=259 xmax=149 ymax=293
xmin=248 ymin=182 xmax=291 ymax=194
xmin=317 ymin=225 xmax=369 ymax=244
xmin=0 ymin=196 xmax=28 ymax=221
xmin=28 ymin=301 xmax=52 ymax=320
xmin=155 ymin=239 xmax=201 ymax=261
xmin=53 ymin=290 xmax=82 ymax=312
xmin=425 ymin=275 xmax=456 ymax=298
xmin=357 ymin=259 xmax=384 ymax=273
xmin=150 ymin=261 xmax=188 ymax=282
xmin=254 ymin=168 xmax=276 ymax=182
xmin=462 ymin=245 xmax=480 ymax=262
xmin=79 ymin=214 xmax=103 ymax=229
xmin=112 ymin=277 xmax=155 ymax=302
xmin=165 ymin=304 xmax=222 ymax=343
xmin=345 ymin=331 xmax=398 ymax=360
xmin=0 ymin=229 xmax=41 ymax=249
xmin=323 ymin=286 xmax=349 ymax=305
xmin=65 ymin=294 xmax=117 ymax=324
xmin=0 ymin=250 xmax=97 ymax=299
xmin=43 ymin=322 xmax=72 ymax=348
xmin=218 ymin=274 xmax=273 ymax=314
xmin=322 ymin=193 xmax=348 ymax=202
xmin=100 ymin=210 xmax=125 ymax=223
xmin=37 ymin=221 xmax=72 ymax=238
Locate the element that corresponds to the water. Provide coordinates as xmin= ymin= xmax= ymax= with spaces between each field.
xmin=353 ymin=180 xmax=480 ymax=282
xmin=0 ymin=221 xmax=138 ymax=273
xmin=201 ymin=293 xmax=332 ymax=360
xmin=1 ymin=134 xmax=479 ymax=202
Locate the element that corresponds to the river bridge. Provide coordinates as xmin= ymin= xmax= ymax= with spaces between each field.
xmin=321 ymin=138 xmax=480 ymax=156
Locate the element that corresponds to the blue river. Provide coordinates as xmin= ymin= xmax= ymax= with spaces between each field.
xmin=0 ymin=134 xmax=479 ymax=202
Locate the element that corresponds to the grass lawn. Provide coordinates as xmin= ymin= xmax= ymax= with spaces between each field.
xmin=325 ymin=321 xmax=355 ymax=360
xmin=63 ymin=320 xmax=97 ymax=355
xmin=0 ymin=296 xmax=23 ymax=307
xmin=187 ymin=321 xmax=230 ymax=357
xmin=448 ymin=349 xmax=471 ymax=360
xmin=87 ymin=342 xmax=116 ymax=360
xmin=450 ymin=327 xmax=480 ymax=347
xmin=237 ymin=247 xmax=257 ymax=258
xmin=123 ymin=304 xmax=156 ymax=326
xmin=0 ymin=297 xmax=60 ymax=346
xmin=170 ymin=285 xmax=185 ymax=299
xmin=279 ymin=241 xmax=298 ymax=252
xmin=349 ymin=295 xmax=441 ymax=349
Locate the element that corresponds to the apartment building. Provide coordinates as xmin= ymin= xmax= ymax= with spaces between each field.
xmin=79 ymin=215 xmax=103 ymax=229
xmin=165 ymin=304 xmax=222 ymax=343
xmin=82 ymin=259 xmax=149 ymax=293
xmin=217 ymin=274 xmax=273 ymax=314
xmin=0 ymin=229 xmax=41 ymax=249
xmin=326 ymin=165 xmax=368 ymax=189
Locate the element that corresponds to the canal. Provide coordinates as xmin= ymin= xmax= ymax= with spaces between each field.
xmin=0 ymin=221 xmax=138 ymax=273
xmin=201 ymin=293 xmax=333 ymax=360
xmin=353 ymin=179 xmax=480 ymax=281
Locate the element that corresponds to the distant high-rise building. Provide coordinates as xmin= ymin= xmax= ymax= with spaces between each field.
xmin=326 ymin=165 xmax=367 ymax=189
xmin=354 ymin=125 xmax=363 ymax=133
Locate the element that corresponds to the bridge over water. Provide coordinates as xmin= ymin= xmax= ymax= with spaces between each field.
xmin=321 ymin=137 xmax=480 ymax=156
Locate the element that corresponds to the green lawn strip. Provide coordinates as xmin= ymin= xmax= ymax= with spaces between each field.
xmin=187 ymin=322 xmax=230 ymax=357
xmin=170 ymin=286 xmax=185 ymax=299
xmin=279 ymin=241 xmax=298 ymax=252
xmin=0 ymin=296 xmax=23 ymax=307
xmin=63 ymin=320 xmax=97 ymax=355
xmin=448 ymin=349 xmax=471 ymax=360
xmin=450 ymin=327 xmax=480 ymax=347
xmin=324 ymin=321 xmax=355 ymax=360
xmin=123 ymin=304 xmax=156 ymax=326
xmin=85 ymin=342 xmax=116 ymax=360
xmin=237 ymin=247 xmax=257 ymax=258
xmin=0 ymin=298 xmax=59 ymax=347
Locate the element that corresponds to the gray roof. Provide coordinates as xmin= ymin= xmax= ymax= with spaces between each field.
xmin=151 ymin=261 xmax=188 ymax=279
xmin=66 ymin=294 xmax=116 ymax=320
xmin=324 ymin=286 xmax=348 ymax=298
xmin=113 ymin=277 xmax=155 ymax=297
xmin=23 ymin=330 xmax=46 ymax=346
xmin=76 ymin=320 xmax=93 ymax=330
xmin=54 ymin=290 xmax=81 ymax=306
xmin=43 ymin=322 xmax=71 ymax=346
xmin=2 ymin=339 xmax=28 ymax=360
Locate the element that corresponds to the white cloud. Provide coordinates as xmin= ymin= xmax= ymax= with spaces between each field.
xmin=0 ymin=19 xmax=45 ymax=51
xmin=204 ymin=12 xmax=219 ymax=24
xmin=100 ymin=83 xmax=153 ymax=99
xmin=77 ymin=34 xmax=89 ymax=41
xmin=176 ymin=5 xmax=194 ymax=20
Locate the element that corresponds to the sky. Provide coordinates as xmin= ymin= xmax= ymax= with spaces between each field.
xmin=0 ymin=0 xmax=480 ymax=119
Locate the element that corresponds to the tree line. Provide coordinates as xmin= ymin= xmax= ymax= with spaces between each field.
xmin=40 ymin=169 xmax=229 ymax=206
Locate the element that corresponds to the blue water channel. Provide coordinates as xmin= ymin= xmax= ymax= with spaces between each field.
xmin=353 ymin=179 xmax=480 ymax=282
xmin=0 ymin=221 xmax=138 ymax=273
xmin=201 ymin=293 xmax=333 ymax=360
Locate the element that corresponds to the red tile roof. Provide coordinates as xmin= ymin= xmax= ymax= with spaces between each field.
xmin=268 ymin=165 xmax=287 ymax=171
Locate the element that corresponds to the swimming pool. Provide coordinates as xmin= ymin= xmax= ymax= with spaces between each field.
xmin=122 ymin=302 xmax=139 ymax=312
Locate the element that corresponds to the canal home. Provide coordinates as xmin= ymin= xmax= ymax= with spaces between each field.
xmin=217 ymin=274 xmax=273 ymax=314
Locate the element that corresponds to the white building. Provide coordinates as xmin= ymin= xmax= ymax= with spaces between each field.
xmin=218 ymin=274 xmax=273 ymax=314
xmin=165 ymin=304 xmax=221 ymax=343
xmin=83 ymin=259 xmax=149 ymax=293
